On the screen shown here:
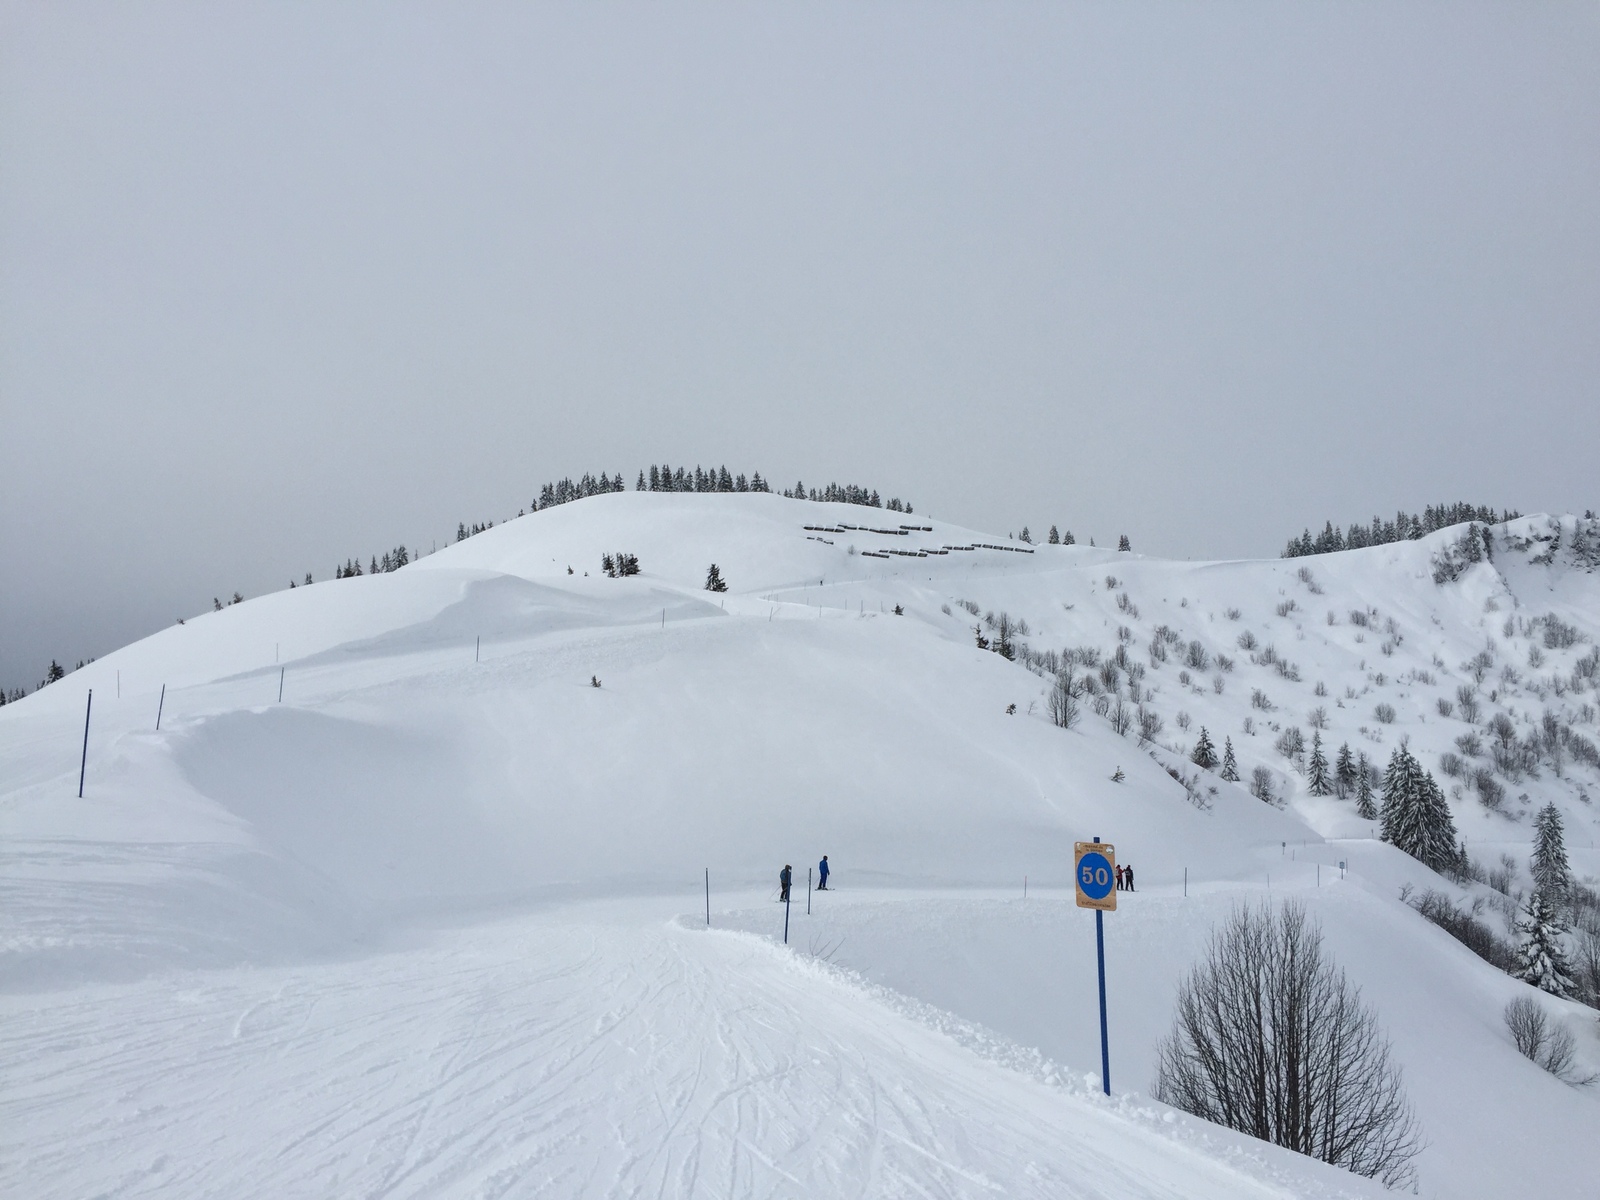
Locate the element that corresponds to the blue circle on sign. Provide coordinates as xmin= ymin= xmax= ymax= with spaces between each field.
xmin=1078 ymin=852 xmax=1115 ymax=900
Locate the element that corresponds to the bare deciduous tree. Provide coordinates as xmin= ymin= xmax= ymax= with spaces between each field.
xmin=1154 ymin=903 xmax=1422 ymax=1189
xmin=1503 ymin=996 xmax=1594 ymax=1084
xmin=1047 ymin=665 xmax=1081 ymax=730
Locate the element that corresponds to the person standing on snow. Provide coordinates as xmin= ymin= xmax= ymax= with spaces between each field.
xmin=779 ymin=864 xmax=792 ymax=902
xmin=817 ymin=856 xmax=830 ymax=890
xmin=1124 ymin=864 xmax=1134 ymax=892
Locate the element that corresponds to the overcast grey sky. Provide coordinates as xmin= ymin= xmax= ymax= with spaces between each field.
xmin=3 ymin=2 xmax=1597 ymax=688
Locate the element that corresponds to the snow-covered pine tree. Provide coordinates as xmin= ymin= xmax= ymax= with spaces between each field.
xmin=1118 ymin=535 xmax=1131 ymax=552
xmin=1220 ymin=737 xmax=1239 ymax=781
xmin=704 ymin=564 xmax=728 ymax=592
xmin=1380 ymin=744 xmax=1459 ymax=872
xmin=1062 ymin=530 xmax=1076 ymax=545
xmin=1531 ymin=802 xmax=1571 ymax=905
xmin=1308 ymin=732 xmax=1331 ymax=796
xmin=1192 ymin=727 xmax=1218 ymax=770
xmin=1513 ymin=890 xmax=1576 ymax=997
xmin=1019 ymin=526 xmax=1033 ymax=544
xmin=1356 ymin=755 xmax=1377 ymax=819
xmin=1334 ymin=742 xmax=1356 ymax=799
xmin=44 ymin=660 xmax=65 ymax=684
xmin=1048 ymin=526 xmax=1060 ymax=544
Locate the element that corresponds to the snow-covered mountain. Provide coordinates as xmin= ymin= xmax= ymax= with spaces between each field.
xmin=2 ymin=492 xmax=1596 ymax=1198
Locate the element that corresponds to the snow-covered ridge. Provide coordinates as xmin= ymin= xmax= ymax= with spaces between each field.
xmin=2 ymin=494 xmax=1596 ymax=1198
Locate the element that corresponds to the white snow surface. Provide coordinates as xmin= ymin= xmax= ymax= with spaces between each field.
xmin=3 ymin=493 xmax=1598 ymax=1198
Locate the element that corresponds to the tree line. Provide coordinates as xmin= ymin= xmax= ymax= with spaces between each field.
xmin=1283 ymin=502 xmax=1519 ymax=558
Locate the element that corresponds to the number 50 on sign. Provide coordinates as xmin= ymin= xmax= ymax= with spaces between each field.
xmin=1075 ymin=841 xmax=1117 ymax=911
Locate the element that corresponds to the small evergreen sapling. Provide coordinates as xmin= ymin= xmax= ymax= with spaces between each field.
xmin=1191 ymin=727 xmax=1218 ymax=770
xmin=704 ymin=564 xmax=728 ymax=592
xmin=1220 ymin=737 xmax=1239 ymax=781
xmin=1118 ymin=534 xmax=1131 ymax=552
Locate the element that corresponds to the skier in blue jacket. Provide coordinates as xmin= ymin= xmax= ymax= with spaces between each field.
xmin=818 ymin=855 xmax=830 ymax=890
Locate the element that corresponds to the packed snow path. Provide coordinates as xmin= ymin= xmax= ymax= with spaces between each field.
xmin=1 ymin=898 xmax=1374 ymax=1200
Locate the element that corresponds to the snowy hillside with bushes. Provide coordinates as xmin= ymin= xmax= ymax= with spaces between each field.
xmin=3 ymin=492 xmax=1597 ymax=1198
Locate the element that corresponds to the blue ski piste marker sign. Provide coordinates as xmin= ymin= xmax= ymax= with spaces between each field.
xmin=1076 ymin=838 xmax=1116 ymax=1095
xmin=1075 ymin=842 xmax=1117 ymax=910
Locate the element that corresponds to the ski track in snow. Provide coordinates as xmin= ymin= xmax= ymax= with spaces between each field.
xmin=0 ymin=903 xmax=1363 ymax=1200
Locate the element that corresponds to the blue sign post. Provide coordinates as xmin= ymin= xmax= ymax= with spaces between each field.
xmin=1075 ymin=837 xmax=1116 ymax=1096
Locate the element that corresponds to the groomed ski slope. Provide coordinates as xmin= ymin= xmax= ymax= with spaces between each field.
xmin=2 ymin=491 xmax=1597 ymax=1198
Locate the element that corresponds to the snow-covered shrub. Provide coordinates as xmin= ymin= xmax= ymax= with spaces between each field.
xmin=1213 ymin=675 xmax=1225 ymax=695
xmin=1437 ymin=697 xmax=1454 ymax=718
xmin=1046 ymin=667 xmax=1082 ymax=730
xmin=1184 ymin=640 xmax=1210 ymax=671
xmin=1503 ymin=998 xmax=1590 ymax=1083
xmin=1455 ymin=686 xmax=1481 ymax=723
xmin=1215 ymin=653 xmax=1234 ymax=673
xmin=1543 ymin=616 xmax=1581 ymax=650
xmin=1274 ymin=659 xmax=1302 ymax=682
xmin=1249 ymin=765 xmax=1276 ymax=804
xmin=1105 ymin=575 xmax=1119 ymax=590
xmin=1374 ymin=703 xmax=1397 ymax=724
xmin=1251 ymin=688 xmax=1272 ymax=711
xmin=1136 ymin=706 xmax=1164 ymax=745
xmin=1176 ymin=711 xmax=1192 ymax=732
xmin=1237 ymin=630 xmax=1258 ymax=651
xmin=1148 ymin=637 xmax=1168 ymax=664
xmin=1407 ymin=888 xmax=1514 ymax=972
xmin=1225 ymin=607 xmax=1241 ymax=620
xmin=1308 ymin=706 xmax=1329 ymax=729
xmin=1276 ymin=599 xmax=1297 ymax=618
xmin=1154 ymin=904 xmax=1420 ymax=1188
xmin=1109 ymin=697 xmax=1132 ymax=736
xmin=1528 ymin=645 xmax=1546 ymax=670
xmin=958 ymin=598 xmax=980 ymax=616
xmin=1439 ymin=752 xmax=1465 ymax=778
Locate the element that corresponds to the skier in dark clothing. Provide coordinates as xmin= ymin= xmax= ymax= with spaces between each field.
xmin=779 ymin=864 xmax=792 ymax=902
xmin=817 ymin=856 xmax=830 ymax=890
xmin=1124 ymin=864 xmax=1134 ymax=892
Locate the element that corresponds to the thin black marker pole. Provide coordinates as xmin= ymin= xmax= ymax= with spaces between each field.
xmin=156 ymin=684 xmax=166 ymax=731
xmin=1094 ymin=834 xmax=1110 ymax=1096
xmin=807 ymin=868 xmax=812 ymax=914
xmin=1183 ymin=866 xmax=1187 ymax=898
xmin=78 ymin=690 xmax=92 ymax=798
xmin=278 ymin=667 xmax=284 ymax=702
xmin=705 ymin=869 xmax=710 ymax=927
xmin=475 ymin=636 xmax=480 ymax=663
xmin=783 ymin=885 xmax=791 ymax=945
